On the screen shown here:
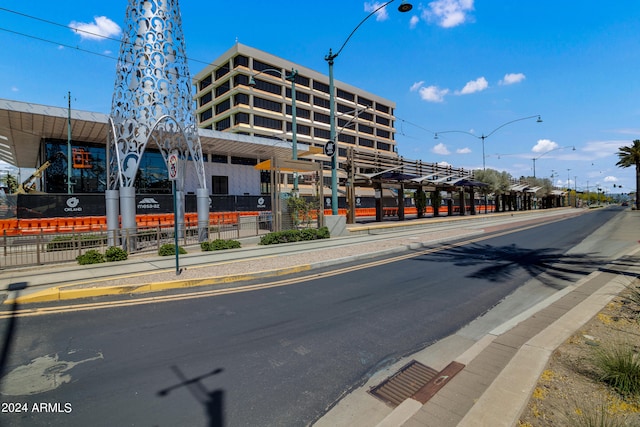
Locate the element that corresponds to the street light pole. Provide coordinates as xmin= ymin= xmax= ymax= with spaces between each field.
xmin=435 ymin=115 xmax=542 ymax=170
xmin=325 ymin=0 xmax=412 ymax=215
xmin=532 ymin=145 xmax=575 ymax=178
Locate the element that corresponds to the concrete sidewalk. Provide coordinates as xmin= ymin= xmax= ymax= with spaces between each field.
xmin=317 ymin=208 xmax=640 ymax=427
xmin=1 ymin=207 xmax=636 ymax=426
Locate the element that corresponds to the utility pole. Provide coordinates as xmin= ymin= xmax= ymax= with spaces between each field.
xmin=67 ymin=91 xmax=72 ymax=194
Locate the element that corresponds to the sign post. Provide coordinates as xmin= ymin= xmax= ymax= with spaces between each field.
xmin=168 ymin=152 xmax=180 ymax=275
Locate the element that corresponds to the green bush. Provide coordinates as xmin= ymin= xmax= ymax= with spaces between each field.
xmin=201 ymin=239 xmax=241 ymax=251
xmin=76 ymin=249 xmax=105 ymax=265
xmin=259 ymin=226 xmax=330 ymax=245
xmin=158 ymin=244 xmax=187 ymax=256
xmin=105 ymin=246 xmax=128 ymax=262
xmin=593 ymin=341 xmax=640 ymax=396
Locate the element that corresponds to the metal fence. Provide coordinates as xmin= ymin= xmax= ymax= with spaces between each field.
xmin=1 ymin=213 xmax=273 ymax=269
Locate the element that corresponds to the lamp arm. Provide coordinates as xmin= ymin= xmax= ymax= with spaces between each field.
xmin=329 ymin=0 xmax=396 ymax=61
xmin=484 ymin=115 xmax=540 ymax=139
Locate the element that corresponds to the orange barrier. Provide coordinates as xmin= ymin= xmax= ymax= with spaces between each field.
xmin=0 ymin=205 xmax=501 ymax=236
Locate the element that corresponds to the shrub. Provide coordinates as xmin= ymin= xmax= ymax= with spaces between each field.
xmin=259 ymin=226 xmax=330 ymax=245
xmin=105 ymin=246 xmax=128 ymax=262
xmin=159 ymin=243 xmax=187 ymax=256
xmin=201 ymin=239 xmax=241 ymax=251
xmin=593 ymin=341 xmax=640 ymax=396
xmin=76 ymin=249 xmax=105 ymax=265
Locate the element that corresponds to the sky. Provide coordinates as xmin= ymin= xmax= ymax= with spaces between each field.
xmin=1 ymin=0 xmax=639 ymax=195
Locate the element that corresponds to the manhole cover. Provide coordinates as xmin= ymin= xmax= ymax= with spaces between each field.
xmin=369 ymin=360 xmax=439 ymax=407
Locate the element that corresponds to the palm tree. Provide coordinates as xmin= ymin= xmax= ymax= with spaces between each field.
xmin=616 ymin=139 xmax=640 ymax=210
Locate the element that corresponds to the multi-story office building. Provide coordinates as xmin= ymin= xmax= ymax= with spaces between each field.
xmin=193 ymin=43 xmax=398 ymax=195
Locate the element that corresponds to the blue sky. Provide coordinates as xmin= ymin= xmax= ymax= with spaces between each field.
xmin=1 ymin=0 xmax=639 ymax=195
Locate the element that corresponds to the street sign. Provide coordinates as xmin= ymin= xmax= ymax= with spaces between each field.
xmin=168 ymin=152 xmax=179 ymax=181
xmin=324 ymin=140 xmax=336 ymax=157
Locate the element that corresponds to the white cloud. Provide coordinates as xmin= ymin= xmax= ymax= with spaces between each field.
xmin=364 ymin=2 xmax=390 ymax=21
xmin=532 ymin=139 xmax=558 ymax=153
xmin=419 ymin=85 xmax=449 ymax=102
xmin=457 ymin=147 xmax=472 ymax=154
xmin=432 ymin=143 xmax=451 ymax=155
xmin=500 ymin=73 xmax=526 ymax=85
xmin=69 ymin=16 xmax=122 ymax=40
xmin=604 ymin=176 xmax=619 ymax=182
xmin=11 ymin=87 xmax=18 ymax=92
xmin=423 ymin=0 xmax=474 ymax=28
xmin=410 ymin=81 xmax=425 ymax=92
xmin=409 ymin=15 xmax=420 ymax=29
xmin=437 ymin=161 xmax=452 ymax=167
xmin=456 ymin=77 xmax=488 ymax=95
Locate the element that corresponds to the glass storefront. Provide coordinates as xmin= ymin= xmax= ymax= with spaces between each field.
xmin=43 ymin=139 xmax=171 ymax=194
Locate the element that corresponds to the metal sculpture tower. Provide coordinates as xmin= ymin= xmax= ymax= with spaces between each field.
xmin=106 ymin=0 xmax=209 ymax=249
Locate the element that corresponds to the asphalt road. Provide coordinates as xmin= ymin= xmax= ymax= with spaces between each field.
xmin=0 ymin=208 xmax=625 ymax=426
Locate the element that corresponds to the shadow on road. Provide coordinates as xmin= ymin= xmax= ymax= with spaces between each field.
xmin=419 ymin=243 xmax=607 ymax=289
xmin=158 ymin=365 xmax=225 ymax=427
xmin=0 ymin=282 xmax=27 ymax=392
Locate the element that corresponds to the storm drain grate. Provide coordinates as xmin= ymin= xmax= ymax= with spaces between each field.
xmin=368 ymin=360 xmax=439 ymax=407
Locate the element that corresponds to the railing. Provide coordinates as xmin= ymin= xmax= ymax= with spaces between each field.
xmin=0 ymin=214 xmax=273 ymax=269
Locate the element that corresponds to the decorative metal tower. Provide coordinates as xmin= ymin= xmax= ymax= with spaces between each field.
xmin=106 ymin=0 xmax=209 ymax=249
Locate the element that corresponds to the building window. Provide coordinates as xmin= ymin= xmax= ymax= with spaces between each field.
xmin=293 ymin=74 xmax=310 ymax=87
xmin=314 ymin=112 xmax=330 ymax=124
xmin=314 ymin=128 xmax=331 ymax=139
xmin=199 ymin=91 xmax=212 ymax=107
xmin=313 ymin=96 xmax=330 ymax=109
xmin=337 ymin=89 xmax=355 ymax=102
xmin=200 ymin=108 xmax=213 ymax=122
xmin=377 ymin=128 xmax=390 ymax=139
xmin=358 ymin=124 xmax=374 ymax=135
xmin=199 ymin=74 xmax=212 ymax=91
xmin=377 ymin=141 xmax=391 ymax=151
xmin=338 ymin=118 xmax=350 ymax=129
xmin=234 ymin=54 xmax=249 ymax=68
xmin=215 ymin=99 xmax=231 ymax=115
xmin=211 ymin=176 xmax=229 ymax=195
xmin=358 ymin=96 xmax=373 ymax=107
xmin=260 ymin=170 xmax=271 ymax=194
xmin=253 ymin=60 xmax=278 ymax=73
xmin=313 ymin=80 xmax=330 ymax=93
xmin=376 ymin=115 xmax=390 ymax=126
xmin=215 ymin=80 xmax=230 ymax=97
xmin=252 ymin=78 xmax=281 ymax=95
xmin=287 ymin=122 xmax=311 ymax=136
xmin=231 ymin=156 xmax=258 ymax=165
xmin=215 ymin=62 xmax=229 ymax=80
xmin=234 ymin=93 xmax=249 ymax=106
xmin=338 ymin=133 xmax=355 ymax=144
xmin=337 ymin=103 xmax=353 ymax=114
xmin=285 ymin=88 xmax=310 ymax=104
xmin=234 ymin=74 xmax=249 ymax=87
xmin=254 ymin=96 xmax=282 ymax=113
xmin=235 ymin=112 xmax=249 ymax=124
xmin=359 ymin=111 xmax=373 ymax=122
xmin=376 ymin=103 xmax=390 ymax=113
xmin=210 ymin=154 xmax=228 ymax=163
xmin=254 ymin=115 xmax=282 ymax=130
xmin=286 ymin=105 xmax=310 ymax=119
xmin=216 ymin=117 xmax=231 ymax=131
xmin=359 ymin=138 xmax=375 ymax=148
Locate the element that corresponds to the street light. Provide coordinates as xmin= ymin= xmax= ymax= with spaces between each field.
xmin=249 ymin=68 xmax=299 ymax=193
xmin=532 ymin=145 xmax=575 ymax=178
xmin=325 ymin=0 xmax=413 ymax=215
xmin=434 ymin=115 xmax=542 ymax=170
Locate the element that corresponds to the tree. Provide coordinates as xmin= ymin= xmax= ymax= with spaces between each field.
xmin=615 ymin=139 xmax=640 ymax=210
